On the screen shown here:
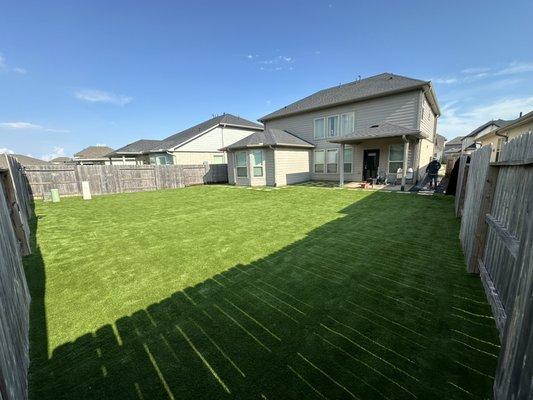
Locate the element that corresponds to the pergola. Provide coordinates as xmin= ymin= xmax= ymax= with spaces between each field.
xmin=329 ymin=123 xmax=425 ymax=191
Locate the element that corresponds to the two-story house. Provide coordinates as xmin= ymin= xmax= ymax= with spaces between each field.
xmin=224 ymin=73 xmax=440 ymax=189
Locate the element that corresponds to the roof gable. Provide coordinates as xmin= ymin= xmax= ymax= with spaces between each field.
xmin=260 ymin=73 xmax=437 ymax=121
xmin=155 ymin=113 xmax=263 ymax=151
xmin=111 ymin=139 xmax=162 ymax=155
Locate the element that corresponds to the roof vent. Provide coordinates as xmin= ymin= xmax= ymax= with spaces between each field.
xmin=370 ymin=124 xmax=379 ymax=128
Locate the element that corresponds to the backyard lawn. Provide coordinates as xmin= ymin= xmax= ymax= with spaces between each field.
xmin=24 ymin=185 xmax=500 ymax=399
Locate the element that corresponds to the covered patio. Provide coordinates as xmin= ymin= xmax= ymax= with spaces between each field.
xmin=329 ymin=122 xmax=426 ymax=191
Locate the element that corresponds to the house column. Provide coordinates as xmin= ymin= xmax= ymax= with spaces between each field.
xmin=401 ymin=135 xmax=409 ymax=191
xmin=339 ymin=143 xmax=345 ymax=187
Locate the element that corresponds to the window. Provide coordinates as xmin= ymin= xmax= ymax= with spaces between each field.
xmin=495 ymin=137 xmax=505 ymax=162
xmin=326 ymin=149 xmax=338 ymax=173
xmin=327 ymin=116 xmax=339 ymax=137
xmin=156 ymin=155 xmax=168 ymax=165
xmin=314 ymin=118 xmax=325 ymax=139
xmin=212 ymin=155 xmax=224 ymax=164
xmin=388 ymin=144 xmax=404 ymax=173
xmin=343 ymin=147 xmax=353 ymax=173
xmin=340 ymin=113 xmax=354 ymax=135
xmin=314 ymin=150 xmax=325 ymax=173
xmin=235 ymin=151 xmax=247 ymax=177
xmin=251 ymin=150 xmax=263 ymax=177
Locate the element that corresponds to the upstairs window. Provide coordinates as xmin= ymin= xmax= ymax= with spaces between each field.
xmin=235 ymin=151 xmax=247 ymax=177
xmin=327 ymin=115 xmax=339 ymax=137
xmin=314 ymin=118 xmax=325 ymax=139
xmin=340 ymin=112 xmax=354 ymax=135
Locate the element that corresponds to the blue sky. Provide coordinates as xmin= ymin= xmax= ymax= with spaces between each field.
xmin=1 ymin=0 xmax=533 ymax=160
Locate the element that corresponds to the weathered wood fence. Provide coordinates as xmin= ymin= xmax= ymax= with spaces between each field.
xmin=0 ymin=155 xmax=32 ymax=400
xmin=457 ymin=133 xmax=533 ymax=399
xmin=23 ymin=163 xmax=228 ymax=198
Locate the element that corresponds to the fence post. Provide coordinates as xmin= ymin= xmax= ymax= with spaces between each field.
xmin=467 ymin=165 xmax=499 ymax=273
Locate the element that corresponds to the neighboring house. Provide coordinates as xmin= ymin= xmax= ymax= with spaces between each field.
xmin=227 ymin=73 xmax=440 ymax=187
xmin=461 ymin=119 xmax=513 ymax=153
xmin=0 ymin=154 xmax=49 ymax=167
xmin=477 ymin=110 xmax=533 ymax=161
xmin=443 ymin=136 xmax=463 ymax=160
xmin=435 ymin=134 xmax=446 ymax=160
xmin=73 ymin=146 xmax=118 ymax=165
xmin=50 ymin=156 xmax=71 ymax=164
xmin=151 ymin=113 xmax=263 ymax=165
xmin=106 ymin=139 xmax=162 ymax=165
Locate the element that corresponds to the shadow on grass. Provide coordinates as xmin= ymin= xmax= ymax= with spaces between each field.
xmin=26 ymin=192 xmax=500 ymax=399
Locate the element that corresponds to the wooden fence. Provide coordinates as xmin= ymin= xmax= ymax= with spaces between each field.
xmin=457 ymin=133 xmax=533 ymax=399
xmin=23 ymin=163 xmax=228 ymax=198
xmin=0 ymin=155 xmax=32 ymax=400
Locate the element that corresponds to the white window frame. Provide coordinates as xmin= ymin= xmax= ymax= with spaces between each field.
xmin=314 ymin=150 xmax=325 ymax=173
xmin=343 ymin=146 xmax=353 ymax=173
xmin=327 ymin=115 xmax=340 ymax=137
xmin=235 ymin=151 xmax=248 ymax=178
xmin=314 ymin=117 xmax=326 ymax=139
xmin=251 ymin=149 xmax=264 ymax=177
xmin=340 ymin=112 xmax=355 ymax=136
xmin=326 ymin=149 xmax=338 ymax=174
xmin=388 ymin=143 xmax=404 ymax=174
xmin=156 ymin=155 xmax=168 ymax=165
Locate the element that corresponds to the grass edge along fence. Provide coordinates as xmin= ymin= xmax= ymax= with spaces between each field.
xmin=0 ymin=155 xmax=32 ymax=400
xmin=23 ymin=163 xmax=228 ymax=198
xmin=456 ymin=132 xmax=533 ymax=400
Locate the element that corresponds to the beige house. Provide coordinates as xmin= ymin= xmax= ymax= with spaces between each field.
xmin=152 ymin=114 xmax=263 ymax=165
xmin=460 ymin=119 xmax=513 ymax=154
xmin=476 ymin=111 xmax=533 ymax=161
xmin=227 ymin=73 xmax=440 ymax=188
xmin=73 ymin=146 xmax=123 ymax=165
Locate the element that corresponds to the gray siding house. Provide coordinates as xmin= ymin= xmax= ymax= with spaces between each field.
xmin=226 ymin=73 xmax=440 ymax=188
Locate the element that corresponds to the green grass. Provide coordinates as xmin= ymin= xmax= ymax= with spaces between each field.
xmin=25 ymin=185 xmax=500 ymax=399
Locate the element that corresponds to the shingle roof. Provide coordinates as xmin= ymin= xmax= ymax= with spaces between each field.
xmin=445 ymin=136 xmax=464 ymax=147
xmin=12 ymin=154 xmax=50 ymax=165
xmin=74 ymin=146 xmax=115 ymax=159
xmin=329 ymin=122 xmax=422 ymax=143
xmin=110 ymin=139 xmax=162 ymax=155
xmin=50 ymin=157 xmax=71 ymax=162
xmin=154 ymin=113 xmax=263 ymax=151
xmin=222 ymin=128 xmax=314 ymax=150
xmin=260 ymin=73 xmax=435 ymax=121
xmin=465 ymin=119 xmax=513 ymax=138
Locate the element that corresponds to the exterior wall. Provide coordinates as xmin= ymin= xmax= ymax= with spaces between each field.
xmin=227 ymin=148 xmax=274 ymax=187
xmin=171 ymin=152 xmax=224 ymax=165
xmin=274 ymin=148 xmax=311 ymax=186
xmin=417 ymin=138 xmax=435 ymax=178
xmin=420 ymin=94 xmax=437 ymax=140
xmin=462 ymin=124 xmax=498 ymax=151
xmin=479 ymin=120 xmax=533 ymax=161
xmin=176 ymin=126 xmax=257 ymax=153
xmin=266 ymin=90 xmax=421 ymax=144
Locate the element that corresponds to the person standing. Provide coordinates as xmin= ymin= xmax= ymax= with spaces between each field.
xmin=426 ymin=157 xmax=441 ymax=189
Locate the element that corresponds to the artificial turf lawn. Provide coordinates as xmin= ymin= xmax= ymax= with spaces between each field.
xmin=24 ymin=185 xmax=500 ymax=399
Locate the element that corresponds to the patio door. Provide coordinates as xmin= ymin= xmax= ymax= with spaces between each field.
xmin=363 ymin=149 xmax=380 ymax=180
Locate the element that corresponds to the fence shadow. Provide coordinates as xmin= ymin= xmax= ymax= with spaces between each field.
xmin=27 ymin=192 xmax=500 ymax=399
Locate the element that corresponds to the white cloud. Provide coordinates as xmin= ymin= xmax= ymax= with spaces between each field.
xmin=0 ymin=121 xmax=69 ymax=133
xmin=246 ymin=54 xmax=253 ymax=59
xmin=494 ymin=61 xmax=533 ymax=76
xmin=75 ymin=89 xmax=133 ymax=106
xmin=95 ymin=143 xmax=107 ymax=147
xmin=41 ymin=146 xmax=66 ymax=161
xmin=0 ymin=53 xmax=27 ymax=74
xmin=0 ymin=122 xmax=43 ymax=129
xmin=439 ymin=96 xmax=533 ymax=138
xmin=461 ymin=67 xmax=491 ymax=74
xmin=431 ymin=77 xmax=458 ymax=84
xmin=0 ymin=147 xmax=15 ymax=154
xmin=433 ymin=61 xmax=533 ymax=86
xmin=255 ymin=55 xmax=295 ymax=71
